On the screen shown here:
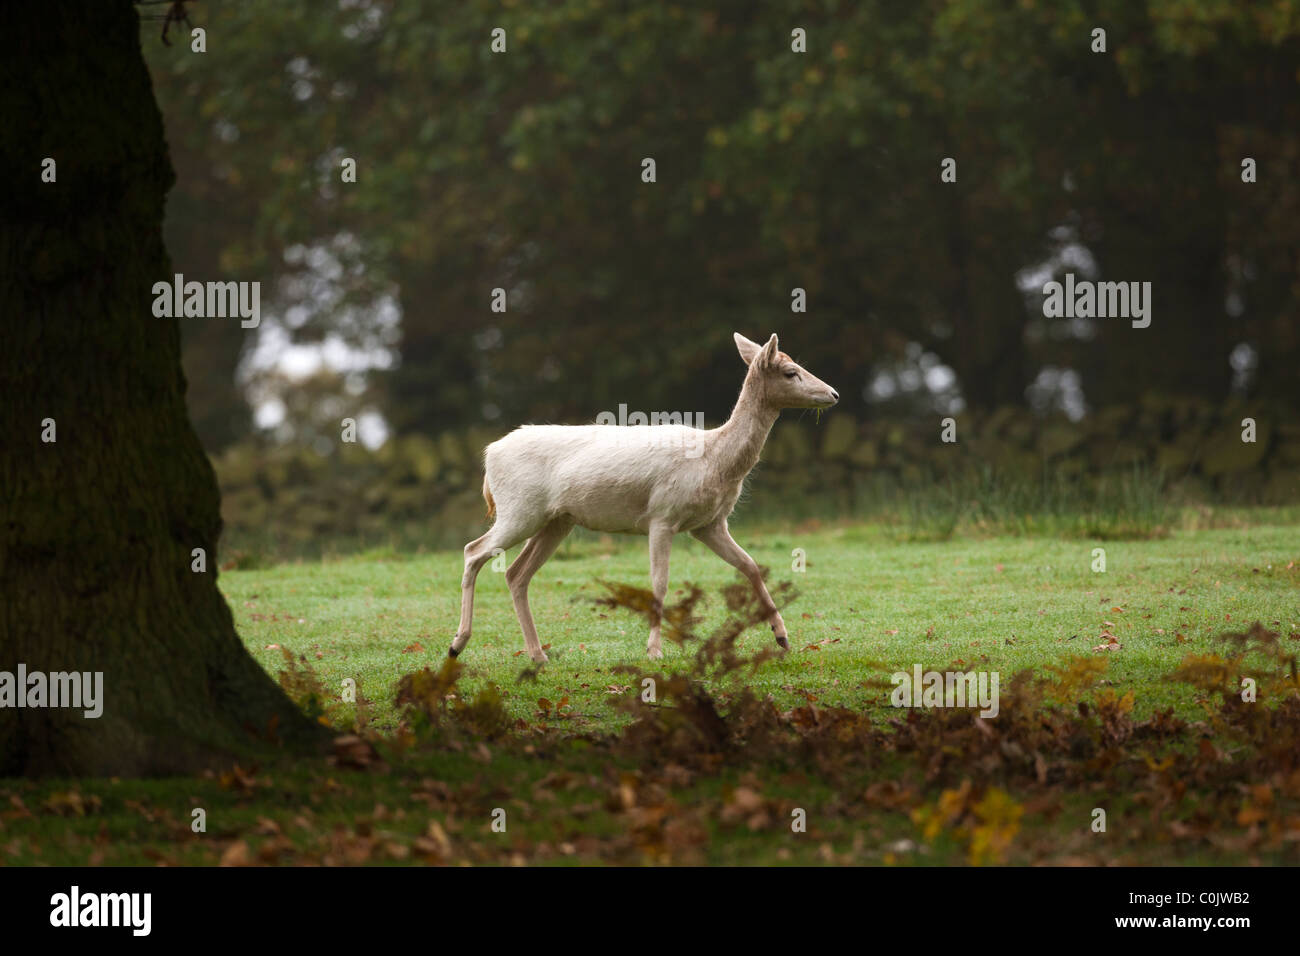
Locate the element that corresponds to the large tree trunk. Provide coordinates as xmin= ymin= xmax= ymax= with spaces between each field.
xmin=0 ymin=0 xmax=324 ymax=775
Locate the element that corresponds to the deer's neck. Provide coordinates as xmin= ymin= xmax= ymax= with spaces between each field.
xmin=711 ymin=376 xmax=780 ymax=482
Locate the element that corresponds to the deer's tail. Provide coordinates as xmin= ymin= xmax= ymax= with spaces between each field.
xmin=483 ymin=474 xmax=496 ymax=522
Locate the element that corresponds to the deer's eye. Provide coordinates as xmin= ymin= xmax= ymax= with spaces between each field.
xmin=784 ymin=369 xmax=798 ymax=379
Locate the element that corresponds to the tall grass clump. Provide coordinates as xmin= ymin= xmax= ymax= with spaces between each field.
xmin=858 ymin=463 xmax=1173 ymax=541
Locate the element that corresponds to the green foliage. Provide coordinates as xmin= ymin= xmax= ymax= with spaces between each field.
xmin=145 ymin=1 xmax=1300 ymax=448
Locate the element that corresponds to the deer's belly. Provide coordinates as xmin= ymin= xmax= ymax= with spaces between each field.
xmin=561 ymin=489 xmax=734 ymax=535
xmin=560 ymin=486 xmax=654 ymax=534
xmin=662 ymin=486 xmax=742 ymax=532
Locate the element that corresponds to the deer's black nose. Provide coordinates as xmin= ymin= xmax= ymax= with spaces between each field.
xmin=830 ymin=389 xmax=840 ymax=402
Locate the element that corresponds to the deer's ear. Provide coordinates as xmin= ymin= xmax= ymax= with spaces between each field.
xmin=757 ymin=333 xmax=780 ymax=368
xmin=734 ymin=333 xmax=762 ymax=366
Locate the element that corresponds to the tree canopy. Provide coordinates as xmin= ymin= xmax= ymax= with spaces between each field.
xmin=145 ymin=0 xmax=1300 ymax=449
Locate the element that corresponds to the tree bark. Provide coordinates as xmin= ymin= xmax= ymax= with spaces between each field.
xmin=0 ymin=0 xmax=325 ymax=775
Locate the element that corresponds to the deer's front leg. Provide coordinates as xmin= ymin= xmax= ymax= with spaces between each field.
xmin=646 ymin=522 xmax=674 ymax=659
xmin=691 ymin=520 xmax=788 ymax=649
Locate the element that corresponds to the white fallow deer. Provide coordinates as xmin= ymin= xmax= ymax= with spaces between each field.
xmin=450 ymin=332 xmax=839 ymax=663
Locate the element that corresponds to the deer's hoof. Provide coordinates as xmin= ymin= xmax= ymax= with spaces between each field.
xmin=775 ymin=635 xmax=789 ymax=651
xmin=448 ymin=645 xmax=459 ymax=658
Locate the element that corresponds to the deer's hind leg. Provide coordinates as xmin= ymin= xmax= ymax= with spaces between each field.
xmin=645 ymin=521 xmax=674 ymax=659
xmin=451 ymin=510 xmax=543 ymax=658
xmin=505 ymin=516 xmax=575 ymax=663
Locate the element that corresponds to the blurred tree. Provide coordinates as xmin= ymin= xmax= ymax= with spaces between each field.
xmin=145 ymin=0 xmax=1300 ymax=439
xmin=166 ymin=124 xmax=259 ymax=449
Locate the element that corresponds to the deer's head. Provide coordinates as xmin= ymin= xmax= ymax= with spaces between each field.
xmin=734 ymin=333 xmax=839 ymax=410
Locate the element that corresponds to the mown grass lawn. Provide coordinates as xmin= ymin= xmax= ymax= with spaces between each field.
xmin=223 ymin=521 xmax=1300 ymax=731
xmin=4 ymin=518 xmax=1297 ymax=867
